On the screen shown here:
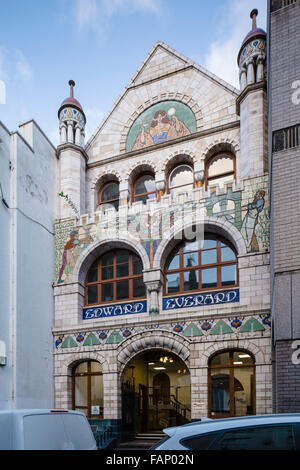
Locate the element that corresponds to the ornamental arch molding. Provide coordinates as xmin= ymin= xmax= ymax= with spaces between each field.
xmin=90 ymin=170 xmax=122 ymax=212
xmin=160 ymin=151 xmax=198 ymax=175
xmin=72 ymin=236 xmax=150 ymax=286
xmin=201 ymin=139 xmax=240 ymax=162
xmin=117 ymin=330 xmax=191 ymax=374
xmin=126 ymin=160 xmax=157 ymax=186
xmin=152 ymin=215 xmax=247 ymax=271
xmin=60 ymin=351 xmax=110 ymax=376
xmin=197 ymin=340 xmax=268 ymax=368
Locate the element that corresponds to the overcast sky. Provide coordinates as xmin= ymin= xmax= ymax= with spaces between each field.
xmin=0 ymin=0 xmax=267 ymax=146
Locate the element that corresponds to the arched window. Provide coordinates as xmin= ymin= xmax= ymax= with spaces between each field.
xmin=206 ymin=154 xmax=236 ymax=189
xmin=98 ymin=182 xmax=119 ymax=211
xmin=85 ymin=249 xmax=146 ymax=305
xmin=164 ymin=235 xmax=238 ymax=295
xmin=168 ymin=164 xmax=194 ymax=197
xmin=132 ymin=173 xmax=156 ymax=204
xmin=208 ymin=351 xmax=255 ymax=419
xmin=72 ymin=361 xmax=103 ymax=419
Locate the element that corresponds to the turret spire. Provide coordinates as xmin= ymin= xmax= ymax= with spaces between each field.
xmin=250 ymin=9 xmax=258 ymax=30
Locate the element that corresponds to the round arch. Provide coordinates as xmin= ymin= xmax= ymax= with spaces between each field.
xmin=60 ymin=352 xmax=110 ymax=376
xmin=201 ymin=140 xmax=240 ymax=162
xmin=117 ymin=330 xmax=191 ymax=375
xmin=152 ymin=215 xmax=247 ymax=271
xmin=72 ymin=236 xmax=150 ymax=286
xmin=198 ymin=340 xmax=267 ymax=368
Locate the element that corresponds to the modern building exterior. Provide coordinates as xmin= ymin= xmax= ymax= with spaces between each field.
xmin=268 ymin=0 xmax=300 ymax=412
xmin=53 ymin=10 xmax=272 ymax=440
xmin=0 ymin=120 xmax=56 ymax=409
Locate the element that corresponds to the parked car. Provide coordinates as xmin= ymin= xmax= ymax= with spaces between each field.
xmin=0 ymin=409 xmax=97 ymax=450
xmin=151 ymin=414 xmax=300 ymax=451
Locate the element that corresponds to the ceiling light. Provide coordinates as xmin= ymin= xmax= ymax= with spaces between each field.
xmin=239 ymin=354 xmax=250 ymax=358
xmin=154 ymin=367 xmax=166 ymax=370
xmin=234 ymin=362 xmax=243 ymax=365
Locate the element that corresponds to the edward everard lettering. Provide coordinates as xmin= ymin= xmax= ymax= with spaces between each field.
xmin=83 ymin=300 xmax=147 ymax=320
xmin=163 ymin=289 xmax=239 ymax=311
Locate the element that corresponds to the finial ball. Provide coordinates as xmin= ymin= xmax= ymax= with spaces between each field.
xmin=250 ymin=9 xmax=258 ymax=19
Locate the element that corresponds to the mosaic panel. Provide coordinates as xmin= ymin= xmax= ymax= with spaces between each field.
xmin=126 ymin=101 xmax=197 ymax=152
xmin=55 ymin=314 xmax=270 ymax=350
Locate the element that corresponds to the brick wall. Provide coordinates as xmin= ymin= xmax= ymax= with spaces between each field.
xmin=275 ymin=340 xmax=300 ymax=412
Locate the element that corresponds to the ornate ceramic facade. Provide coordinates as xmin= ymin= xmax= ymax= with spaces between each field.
xmin=53 ymin=11 xmax=271 ymax=443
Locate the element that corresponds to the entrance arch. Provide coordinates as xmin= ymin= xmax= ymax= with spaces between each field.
xmin=121 ymin=348 xmax=191 ymax=437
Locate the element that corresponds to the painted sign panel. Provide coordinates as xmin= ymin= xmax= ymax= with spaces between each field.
xmin=126 ymin=100 xmax=197 ymax=152
xmin=83 ymin=300 xmax=147 ymax=320
xmin=163 ymin=289 xmax=239 ymax=310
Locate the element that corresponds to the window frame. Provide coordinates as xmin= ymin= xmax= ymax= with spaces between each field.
xmin=98 ymin=181 xmax=120 ymax=210
xmin=84 ymin=249 xmax=146 ymax=306
xmin=205 ymin=153 xmax=236 ymax=190
xmin=131 ymin=172 xmax=157 ymax=204
xmin=72 ymin=360 xmax=103 ymax=420
xmin=163 ymin=235 xmax=239 ymax=297
xmin=208 ymin=350 xmax=256 ymax=419
xmin=167 ymin=163 xmax=195 ymax=195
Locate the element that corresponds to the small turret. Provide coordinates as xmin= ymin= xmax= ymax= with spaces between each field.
xmin=58 ymin=80 xmax=86 ymax=146
xmin=238 ymin=9 xmax=267 ymax=91
xmin=57 ymin=81 xmax=87 ymax=219
xmin=237 ymin=9 xmax=268 ymax=180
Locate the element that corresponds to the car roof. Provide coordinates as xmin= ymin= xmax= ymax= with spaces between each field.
xmin=163 ymin=414 xmax=300 ymax=437
xmin=0 ymin=409 xmax=84 ymax=416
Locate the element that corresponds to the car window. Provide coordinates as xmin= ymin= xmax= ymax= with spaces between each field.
xmin=23 ymin=415 xmax=67 ymax=450
xmin=218 ymin=425 xmax=296 ymax=451
xmin=181 ymin=433 xmax=219 ymax=450
xmin=62 ymin=414 xmax=96 ymax=450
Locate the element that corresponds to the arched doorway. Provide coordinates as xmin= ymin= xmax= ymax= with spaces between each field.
xmin=121 ymin=349 xmax=191 ymax=437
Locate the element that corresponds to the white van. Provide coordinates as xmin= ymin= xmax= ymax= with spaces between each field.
xmin=0 ymin=409 xmax=97 ymax=450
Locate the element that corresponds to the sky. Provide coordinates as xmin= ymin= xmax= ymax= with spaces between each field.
xmin=0 ymin=0 xmax=267 ymax=146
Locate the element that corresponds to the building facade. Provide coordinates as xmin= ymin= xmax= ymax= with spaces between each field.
xmin=53 ymin=11 xmax=272 ymax=439
xmin=0 ymin=120 xmax=56 ymax=409
xmin=268 ymin=0 xmax=300 ymax=413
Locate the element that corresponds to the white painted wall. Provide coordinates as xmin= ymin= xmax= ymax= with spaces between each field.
xmin=0 ymin=120 xmax=57 ymax=409
xmin=0 ymin=122 xmax=13 ymax=409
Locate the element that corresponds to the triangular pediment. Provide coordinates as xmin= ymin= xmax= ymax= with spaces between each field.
xmin=129 ymin=42 xmax=191 ymax=86
xmin=85 ymin=41 xmax=240 ymax=155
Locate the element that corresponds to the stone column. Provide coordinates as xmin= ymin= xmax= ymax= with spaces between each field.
xmin=256 ymin=54 xmax=265 ymax=83
xmin=103 ymin=371 xmax=122 ymax=421
xmin=194 ymin=170 xmax=204 ymax=189
xmin=60 ymin=123 xmax=67 ymax=144
xmin=119 ymin=181 xmax=130 ymax=206
xmin=146 ymin=281 xmax=161 ymax=316
xmin=246 ymin=59 xmax=255 ymax=85
xmin=67 ymin=121 xmax=74 ymax=143
xmin=240 ymin=66 xmax=247 ymax=91
xmin=75 ymin=124 xmax=82 ymax=146
xmin=155 ymin=173 xmax=166 ymax=202
xmin=144 ymin=270 xmax=163 ymax=315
